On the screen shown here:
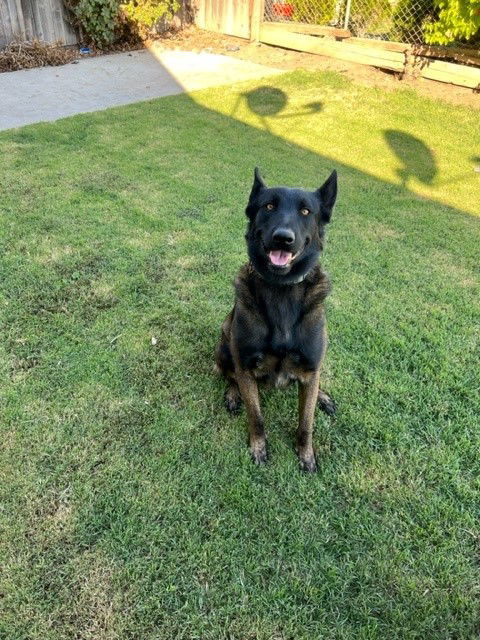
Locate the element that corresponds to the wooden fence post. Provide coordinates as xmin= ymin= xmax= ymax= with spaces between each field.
xmin=250 ymin=0 xmax=264 ymax=42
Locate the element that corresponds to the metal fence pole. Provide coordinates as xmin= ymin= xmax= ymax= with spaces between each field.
xmin=343 ymin=0 xmax=352 ymax=30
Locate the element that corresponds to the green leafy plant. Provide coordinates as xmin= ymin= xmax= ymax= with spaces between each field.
xmin=423 ymin=0 xmax=480 ymax=44
xmin=64 ymin=0 xmax=121 ymax=47
xmin=348 ymin=0 xmax=392 ymax=36
xmin=292 ymin=0 xmax=337 ymax=26
xmin=121 ymin=0 xmax=180 ymax=35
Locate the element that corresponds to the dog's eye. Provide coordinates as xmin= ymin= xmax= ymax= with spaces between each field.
xmin=300 ymin=208 xmax=310 ymax=216
xmin=266 ymin=203 xmax=274 ymax=211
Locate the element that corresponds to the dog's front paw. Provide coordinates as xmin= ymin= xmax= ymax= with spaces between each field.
xmin=224 ymin=385 xmax=242 ymax=415
xmin=298 ymin=451 xmax=317 ymax=473
xmin=317 ymin=390 xmax=336 ymax=416
xmin=250 ymin=440 xmax=267 ymax=465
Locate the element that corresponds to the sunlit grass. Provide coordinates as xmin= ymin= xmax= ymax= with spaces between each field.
xmin=192 ymin=71 xmax=480 ymax=215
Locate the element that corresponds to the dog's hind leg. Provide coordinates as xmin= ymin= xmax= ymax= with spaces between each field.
xmin=317 ymin=389 xmax=336 ymax=416
xmin=297 ymin=369 xmax=321 ymax=472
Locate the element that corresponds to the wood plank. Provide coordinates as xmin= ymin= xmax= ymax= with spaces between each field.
xmin=264 ymin=20 xmax=351 ymax=39
xmin=0 ymin=0 xmax=77 ymax=45
xmin=348 ymin=37 xmax=409 ymax=53
xmin=44 ymin=0 xmax=55 ymax=42
xmin=262 ymin=23 xmax=480 ymax=69
xmin=14 ymin=0 xmax=26 ymax=39
xmin=418 ymin=57 xmax=480 ymax=88
xmin=259 ymin=24 xmax=479 ymax=89
xmin=351 ymin=36 xmax=480 ymax=67
xmin=226 ymin=0 xmax=250 ymax=39
xmin=259 ymin=23 xmax=405 ymax=71
xmin=0 ymin=0 xmax=14 ymax=47
xmin=195 ymin=0 xmax=206 ymax=30
xmin=20 ymin=0 xmax=35 ymax=40
xmin=250 ymin=0 xmax=264 ymax=41
xmin=30 ymin=0 xmax=45 ymax=41
xmin=412 ymin=44 xmax=480 ymax=68
xmin=195 ymin=0 xmax=251 ymax=38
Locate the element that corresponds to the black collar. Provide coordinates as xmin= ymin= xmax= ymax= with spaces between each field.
xmin=249 ymin=262 xmax=310 ymax=286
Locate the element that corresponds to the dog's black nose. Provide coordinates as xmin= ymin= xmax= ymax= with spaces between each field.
xmin=272 ymin=228 xmax=295 ymax=245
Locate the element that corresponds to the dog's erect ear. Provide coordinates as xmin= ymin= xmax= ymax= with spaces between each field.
xmin=246 ymin=167 xmax=267 ymax=219
xmin=315 ymin=170 xmax=337 ymax=223
xmin=250 ymin=167 xmax=266 ymax=201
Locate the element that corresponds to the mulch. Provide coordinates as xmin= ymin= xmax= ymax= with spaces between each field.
xmin=0 ymin=40 xmax=77 ymax=72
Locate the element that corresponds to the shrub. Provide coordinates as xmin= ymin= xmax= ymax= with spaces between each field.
xmin=423 ymin=0 xmax=480 ymax=44
xmin=64 ymin=0 xmax=121 ymax=47
xmin=121 ymin=0 xmax=180 ymax=36
xmin=292 ymin=0 xmax=337 ymax=26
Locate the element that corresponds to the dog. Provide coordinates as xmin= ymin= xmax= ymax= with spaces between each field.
xmin=215 ymin=168 xmax=337 ymax=472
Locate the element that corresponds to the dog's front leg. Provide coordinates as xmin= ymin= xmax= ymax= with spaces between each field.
xmin=235 ymin=369 xmax=267 ymax=464
xmin=297 ymin=369 xmax=321 ymax=472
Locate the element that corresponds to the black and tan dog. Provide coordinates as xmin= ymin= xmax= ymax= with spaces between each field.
xmin=215 ymin=168 xmax=337 ymax=472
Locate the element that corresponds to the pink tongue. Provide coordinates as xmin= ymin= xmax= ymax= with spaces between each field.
xmin=269 ymin=250 xmax=292 ymax=266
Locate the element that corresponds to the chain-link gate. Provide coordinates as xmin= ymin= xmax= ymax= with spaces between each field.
xmin=264 ymin=0 xmax=438 ymax=45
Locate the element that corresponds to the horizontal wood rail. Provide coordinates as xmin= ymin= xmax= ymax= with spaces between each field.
xmin=259 ymin=22 xmax=480 ymax=90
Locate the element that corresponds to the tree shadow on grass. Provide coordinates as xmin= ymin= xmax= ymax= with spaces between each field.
xmin=384 ymin=129 xmax=437 ymax=188
xmin=230 ymin=85 xmax=323 ymax=134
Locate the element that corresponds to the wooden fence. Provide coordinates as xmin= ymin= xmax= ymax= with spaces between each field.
xmin=193 ymin=0 xmax=480 ymax=90
xmin=0 ymin=0 xmax=78 ymax=48
xmin=195 ymin=0 xmax=252 ymax=39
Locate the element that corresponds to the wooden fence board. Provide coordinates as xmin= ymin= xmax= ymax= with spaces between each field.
xmin=418 ymin=57 xmax=480 ymax=88
xmin=195 ymin=0 xmax=250 ymax=38
xmin=0 ymin=0 xmax=24 ymax=47
xmin=0 ymin=0 xmax=77 ymax=47
xmin=259 ymin=22 xmax=406 ymax=71
xmin=351 ymin=36 xmax=480 ymax=68
xmin=259 ymin=22 xmax=480 ymax=88
xmin=264 ymin=21 xmax=351 ymax=39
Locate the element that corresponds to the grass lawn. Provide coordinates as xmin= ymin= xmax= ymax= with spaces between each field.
xmin=1 ymin=69 xmax=479 ymax=639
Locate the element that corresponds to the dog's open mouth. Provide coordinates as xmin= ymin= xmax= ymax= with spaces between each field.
xmin=268 ymin=250 xmax=295 ymax=267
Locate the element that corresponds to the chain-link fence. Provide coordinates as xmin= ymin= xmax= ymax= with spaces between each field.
xmin=264 ymin=0 xmax=438 ymax=45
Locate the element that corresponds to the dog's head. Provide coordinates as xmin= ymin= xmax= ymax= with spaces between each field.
xmin=245 ymin=168 xmax=337 ymax=284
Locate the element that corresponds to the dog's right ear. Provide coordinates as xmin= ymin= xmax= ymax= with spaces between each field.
xmin=249 ymin=167 xmax=267 ymax=203
xmin=316 ymin=170 xmax=337 ymax=223
xmin=246 ymin=167 xmax=266 ymax=219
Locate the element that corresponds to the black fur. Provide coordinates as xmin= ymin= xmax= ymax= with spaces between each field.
xmin=215 ymin=168 xmax=337 ymax=470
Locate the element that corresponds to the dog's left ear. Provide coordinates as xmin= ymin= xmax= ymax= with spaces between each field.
xmin=315 ymin=170 xmax=337 ymax=223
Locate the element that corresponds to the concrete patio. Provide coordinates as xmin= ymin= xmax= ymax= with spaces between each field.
xmin=0 ymin=46 xmax=282 ymax=130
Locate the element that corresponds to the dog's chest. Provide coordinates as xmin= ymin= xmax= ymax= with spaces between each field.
xmin=250 ymin=290 xmax=317 ymax=387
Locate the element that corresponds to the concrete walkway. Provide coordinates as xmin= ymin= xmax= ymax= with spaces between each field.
xmin=0 ymin=48 xmax=282 ymax=131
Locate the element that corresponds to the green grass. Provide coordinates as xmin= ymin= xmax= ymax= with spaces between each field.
xmin=1 ymin=70 xmax=479 ymax=640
